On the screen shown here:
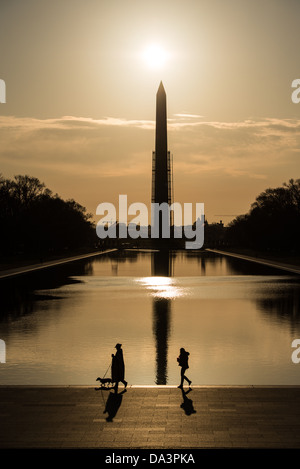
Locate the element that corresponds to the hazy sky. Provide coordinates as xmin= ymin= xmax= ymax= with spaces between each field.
xmin=0 ymin=0 xmax=299 ymax=224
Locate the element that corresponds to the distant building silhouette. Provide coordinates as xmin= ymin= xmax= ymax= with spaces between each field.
xmin=152 ymin=82 xmax=173 ymax=242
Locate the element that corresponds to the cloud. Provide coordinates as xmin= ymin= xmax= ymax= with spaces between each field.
xmin=0 ymin=114 xmax=299 ymax=183
xmin=0 ymin=115 xmax=155 ymax=131
xmin=1 ymin=113 xmax=298 ymax=224
xmin=1 ymin=114 xmax=299 ymax=134
xmin=173 ymin=113 xmax=204 ymax=119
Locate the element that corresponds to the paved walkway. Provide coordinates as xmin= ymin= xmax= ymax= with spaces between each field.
xmin=1 ymin=385 xmax=300 ymax=449
xmin=206 ymin=249 xmax=300 ymax=275
xmin=0 ymin=249 xmax=117 ymax=280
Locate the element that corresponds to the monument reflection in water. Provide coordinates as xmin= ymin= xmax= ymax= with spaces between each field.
xmin=152 ymin=251 xmax=173 ymax=385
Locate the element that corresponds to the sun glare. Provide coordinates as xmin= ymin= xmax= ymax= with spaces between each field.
xmin=137 ymin=277 xmax=184 ymax=300
xmin=142 ymin=44 xmax=169 ymax=69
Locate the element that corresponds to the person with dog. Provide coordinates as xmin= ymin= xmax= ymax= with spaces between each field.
xmin=111 ymin=343 xmax=127 ymax=390
xmin=177 ymin=347 xmax=192 ymax=388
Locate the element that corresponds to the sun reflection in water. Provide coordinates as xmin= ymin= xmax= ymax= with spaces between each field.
xmin=137 ymin=276 xmax=184 ymax=299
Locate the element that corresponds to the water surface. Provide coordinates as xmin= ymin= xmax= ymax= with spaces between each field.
xmin=0 ymin=250 xmax=300 ymax=385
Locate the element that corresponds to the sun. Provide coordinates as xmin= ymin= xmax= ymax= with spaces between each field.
xmin=142 ymin=44 xmax=169 ymax=70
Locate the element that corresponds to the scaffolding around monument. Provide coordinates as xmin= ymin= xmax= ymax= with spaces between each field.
xmin=151 ymin=151 xmax=155 ymax=204
xmin=152 ymin=150 xmax=174 ymax=226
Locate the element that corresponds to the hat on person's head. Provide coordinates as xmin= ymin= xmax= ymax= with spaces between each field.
xmin=115 ymin=343 xmax=122 ymax=348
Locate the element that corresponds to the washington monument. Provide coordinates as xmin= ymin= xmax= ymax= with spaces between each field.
xmin=152 ymin=82 xmax=173 ymax=242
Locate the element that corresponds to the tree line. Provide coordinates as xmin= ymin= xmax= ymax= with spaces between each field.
xmin=0 ymin=174 xmax=96 ymax=259
xmin=1 ymin=174 xmax=298 ymax=259
xmin=225 ymin=179 xmax=300 ymax=254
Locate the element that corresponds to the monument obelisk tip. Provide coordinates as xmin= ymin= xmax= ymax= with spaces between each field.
xmin=157 ymin=81 xmax=165 ymax=94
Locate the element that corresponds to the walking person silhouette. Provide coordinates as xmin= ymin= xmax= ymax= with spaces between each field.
xmin=111 ymin=343 xmax=127 ymax=390
xmin=177 ymin=347 xmax=192 ymax=388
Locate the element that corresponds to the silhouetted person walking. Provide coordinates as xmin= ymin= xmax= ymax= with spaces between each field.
xmin=177 ymin=347 xmax=191 ymax=388
xmin=112 ymin=343 xmax=127 ymax=390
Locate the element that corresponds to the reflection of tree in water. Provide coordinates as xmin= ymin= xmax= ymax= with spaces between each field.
xmin=205 ymin=253 xmax=300 ymax=330
xmin=255 ymin=280 xmax=300 ymax=332
xmin=0 ymin=259 xmax=93 ymax=321
xmin=217 ymin=255 xmax=286 ymax=276
xmin=94 ymin=249 xmax=140 ymax=265
xmin=94 ymin=249 xmax=152 ymax=276
xmin=216 ymin=256 xmax=300 ymax=331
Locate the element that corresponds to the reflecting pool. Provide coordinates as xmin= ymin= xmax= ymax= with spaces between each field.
xmin=0 ymin=250 xmax=300 ymax=385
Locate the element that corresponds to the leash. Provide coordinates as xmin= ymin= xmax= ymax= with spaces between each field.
xmin=103 ymin=359 xmax=112 ymax=378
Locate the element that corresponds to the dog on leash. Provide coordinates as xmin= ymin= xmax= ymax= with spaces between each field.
xmin=96 ymin=377 xmax=113 ymax=388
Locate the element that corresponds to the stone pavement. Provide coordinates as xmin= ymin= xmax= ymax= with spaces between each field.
xmin=1 ymin=385 xmax=300 ymax=449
